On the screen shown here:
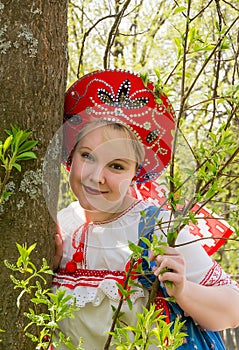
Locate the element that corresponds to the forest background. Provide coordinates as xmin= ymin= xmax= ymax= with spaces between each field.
xmin=0 ymin=0 xmax=238 ymax=349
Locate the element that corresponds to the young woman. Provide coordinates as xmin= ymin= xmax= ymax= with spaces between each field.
xmin=52 ymin=69 xmax=239 ymax=349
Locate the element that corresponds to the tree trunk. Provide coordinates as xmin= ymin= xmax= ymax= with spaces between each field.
xmin=0 ymin=1 xmax=68 ymax=349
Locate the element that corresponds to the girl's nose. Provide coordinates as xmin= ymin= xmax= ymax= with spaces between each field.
xmin=89 ymin=165 xmax=106 ymax=184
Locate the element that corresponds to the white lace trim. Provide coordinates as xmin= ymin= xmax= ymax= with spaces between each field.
xmin=52 ymin=269 xmax=145 ymax=307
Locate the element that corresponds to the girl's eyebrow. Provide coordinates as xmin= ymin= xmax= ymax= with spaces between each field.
xmin=77 ymin=145 xmax=92 ymax=151
xmin=112 ymin=158 xmax=133 ymax=164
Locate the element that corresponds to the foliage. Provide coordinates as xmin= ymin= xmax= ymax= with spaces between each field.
xmin=0 ymin=125 xmax=38 ymax=203
xmin=109 ymin=305 xmax=186 ymax=350
xmin=4 ymin=243 xmax=83 ymax=350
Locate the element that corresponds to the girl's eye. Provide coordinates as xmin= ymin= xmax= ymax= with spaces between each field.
xmin=81 ymin=152 xmax=94 ymax=161
xmin=110 ymin=163 xmax=124 ymax=170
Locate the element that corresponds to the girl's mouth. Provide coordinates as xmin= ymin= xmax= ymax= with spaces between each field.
xmin=83 ymin=185 xmax=108 ymax=195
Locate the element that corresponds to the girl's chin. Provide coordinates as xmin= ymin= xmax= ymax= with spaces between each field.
xmin=78 ymin=197 xmax=130 ymax=215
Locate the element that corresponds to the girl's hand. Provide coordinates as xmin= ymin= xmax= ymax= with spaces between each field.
xmin=53 ymin=224 xmax=63 ymax=271
xmin=149 ymin=247 xmax=186 ymax=298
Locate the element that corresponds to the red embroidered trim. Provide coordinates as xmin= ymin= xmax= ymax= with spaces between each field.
xmin=72 ymin=223 xmax=87 ymax=250
xmin=67 ymin=222 xmax=89 ymax=271
xmin=200 ymin=260 xmax=238 ymax=289
xmin=56 ymin=268 xmax=126 ymax=278
xmin=92 ymin=200 xmax=142 ymax=225
xmin=200 ymin=261 xmax=222 ymax=286
xmin=65 ymin=200 xmax=143 ymax=273
xmin=53 ymin=268 xmax=126 ymax=289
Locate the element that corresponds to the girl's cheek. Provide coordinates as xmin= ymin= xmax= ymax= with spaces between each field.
xmin=119 ymin=178 xmax=132 ymax=195
xmin=80 ymin=164 xmax=92 ymax=179
xmin=69 ymin=168 xmax=81 ymax=186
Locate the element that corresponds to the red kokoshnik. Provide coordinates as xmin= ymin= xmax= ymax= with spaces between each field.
xmin=63 ymin=69 xmax=176 ymax=185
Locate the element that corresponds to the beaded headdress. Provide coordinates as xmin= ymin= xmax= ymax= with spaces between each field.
xmin=63 ymin=69 xmax=175 ymax=185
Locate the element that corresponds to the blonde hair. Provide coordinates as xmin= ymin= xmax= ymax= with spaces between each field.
xmin=73 ymin=118 xmax=145 ymax=169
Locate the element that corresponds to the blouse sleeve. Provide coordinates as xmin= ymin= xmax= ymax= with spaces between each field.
xmin=156 ymin=210 xmax=239 ymax=292
xmin=177 ymin=225 xmax=239 ymax=292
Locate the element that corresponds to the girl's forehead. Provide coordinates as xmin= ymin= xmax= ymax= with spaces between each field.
xmin=79 ymin=124 xmax=131 ymax=145
xmin=78 ymin=126 xmax=138 ymax=160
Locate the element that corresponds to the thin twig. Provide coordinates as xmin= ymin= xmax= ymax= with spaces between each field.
xmin=174 ymin=236 xmax=239 ymax=249
xmin=209 ymin=0 xmax=223 ymax=132
xmin=0 ymin=169 xmax=11 ymax=201
xmin=190 ymin=0 xmax=214 ymax=21
xmin=170 ymin=0 xmax=192 ymax=209
xmin=77 ymin=14 xmax=117 ymax=77
xmin=103 ymin=0 xmax=132 ymax=69
xmin=183 ymin=15 xmax=239 ymax=103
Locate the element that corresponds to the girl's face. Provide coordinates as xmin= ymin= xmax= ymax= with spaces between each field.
xmin=69 ymin=125 xmax=138 ymax=221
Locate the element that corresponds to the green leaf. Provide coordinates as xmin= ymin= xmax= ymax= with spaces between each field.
xmin=11 ymin=130 xmax=24 ymax=152
xmin=174 ymin=37 xmax=183 ymax=58
xmin=126 ymin=297 xmax=133 ymax=310
xmin=1 ymin=189 xmax=13 ymax=202
xmin=18 ymin=140 xmax=38 ymax=153
xmin=11 ymin=130 xmax=32 ymax=148
xmin=140 ymin=73 xmax=149 ymax=87
xmin=27 ymin=243 xmax=37 ymax=255
xmin=12 ymin=162 xmax=21 ymax=172
xmin=154 ymin=68 xmax=161 ymax=80
xmin=188 ymin=211 xmax=198 ymax=225
xmin=3 ymin=135 xmax=13 ymax=152
xmin=128 ymin=241 xmax=144 ymax=256
xmin=173 ymin=6 xmax=186 ymax=14
xmin=140 ymin=210 xmax=146 ymax=219
xmin=15 ymin=151 xmax=37 ymax=160
xmin=0 ymin=142 xmax=3 ymax=156
xmin=140 ymin=237 xmax=151 ymax=248
xmin=167 ymin=230 xmax=178 ymax=246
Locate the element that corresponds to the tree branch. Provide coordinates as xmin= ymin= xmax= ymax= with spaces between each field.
xmin=77 ymin=14 xmax=117 ymax=77
xmin=103 ymin=0 xmax=132 ymax=69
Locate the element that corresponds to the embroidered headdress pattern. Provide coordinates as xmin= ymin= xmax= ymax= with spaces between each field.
xmin=98 ymin=79 xmax=149 ymax=109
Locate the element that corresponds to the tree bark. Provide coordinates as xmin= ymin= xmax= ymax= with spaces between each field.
xmin=0 ymin=1 xmax=68 ymax=349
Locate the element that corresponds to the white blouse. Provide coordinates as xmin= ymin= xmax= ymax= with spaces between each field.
xmin=52 ymin=200 xmax=238 ymax=349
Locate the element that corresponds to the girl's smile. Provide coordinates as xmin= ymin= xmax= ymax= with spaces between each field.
xmin=69 ymin=125 xmax=139 ymax=222
xmin=82 ymin=184 xmax=108 ymax=195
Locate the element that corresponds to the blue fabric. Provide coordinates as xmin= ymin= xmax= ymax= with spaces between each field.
xmin=138 ymin=205 xmax=158 ymax=288
xmin=137 ymin=205 xmax=226 ymax=349
xmin=162 ymin=285 xmax=226 ymax=349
